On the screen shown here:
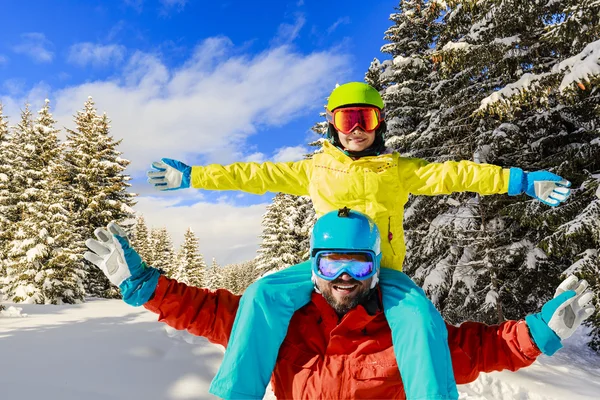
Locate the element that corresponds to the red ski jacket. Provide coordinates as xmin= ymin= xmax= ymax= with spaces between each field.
xmin=144 ymin=276 xmax=541 ymax=399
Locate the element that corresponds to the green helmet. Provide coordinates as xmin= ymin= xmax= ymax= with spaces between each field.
xmin=326 ymin=82 xmax=384 ymax=111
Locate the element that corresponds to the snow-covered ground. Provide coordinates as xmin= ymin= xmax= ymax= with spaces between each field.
xmin=1 ymin=299 xmax=599 ymax=400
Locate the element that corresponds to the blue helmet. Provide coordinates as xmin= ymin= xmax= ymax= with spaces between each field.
xmin=310 ymin=208 xmax=382 ymax=288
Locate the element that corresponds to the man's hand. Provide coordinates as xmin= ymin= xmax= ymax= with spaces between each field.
xmin=525 ymin=275 xmax=595 ymax=355
xmin=548 ymin=276 xmax=596 ymax=340
xmin=508 ymin=168 xmax=571 ymax=207
xmin=147 ymin=158 xmax=192 ymax=191
xmin=84 ymin=221 xmax=160 ymax=306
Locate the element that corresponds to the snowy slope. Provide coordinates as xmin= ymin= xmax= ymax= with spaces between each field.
xmin=1 ymin=300 xmax=599 ymax=400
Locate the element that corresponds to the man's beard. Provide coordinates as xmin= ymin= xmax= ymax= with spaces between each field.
xmin=321 ymin=281 xmax=372 ymax=316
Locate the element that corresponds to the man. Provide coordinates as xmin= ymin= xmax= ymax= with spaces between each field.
xmin=84 ymin=209 xmax=595 ymax=400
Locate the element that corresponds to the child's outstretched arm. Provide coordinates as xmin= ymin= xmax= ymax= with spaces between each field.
xmin=400 ymin=158 xmax=571 ymax=206
xmin=147 ymin=158 xmax=311 ymax=196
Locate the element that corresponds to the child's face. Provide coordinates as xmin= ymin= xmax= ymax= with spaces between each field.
xmin=337 ymin=127 xmax=376 ymax=152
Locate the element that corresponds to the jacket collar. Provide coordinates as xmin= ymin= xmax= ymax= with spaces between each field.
xmin=321 ymin=140 xmax=393 ymax=164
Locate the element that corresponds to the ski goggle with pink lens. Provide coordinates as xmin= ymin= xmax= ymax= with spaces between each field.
xmin=312 ymin=251 xmax=377 ymax=281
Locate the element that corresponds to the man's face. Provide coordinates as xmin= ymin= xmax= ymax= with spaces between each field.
xmin=315 ymin=273 xmax=373 ymax=315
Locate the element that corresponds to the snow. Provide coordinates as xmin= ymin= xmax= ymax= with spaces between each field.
xmin=478 ymin=39 xmax=600 ymax=112
xmin=478 ymin=73 xmax=547 ymax=111
xmin=442 ymin=41 xmax=472 ymax=51
xmin=2 ymin=300 xmax=599 ymax=399
xmin=555 ymin=39 xmax=600 ymax=91
xmin=392 ymin=55 xmax=426 ymax=69
xmin=493 ymin=36 xmax=520 ymax=46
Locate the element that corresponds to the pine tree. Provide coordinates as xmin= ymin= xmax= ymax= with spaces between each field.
xmin=176 ymin=228 xmax=206 ymax=287
xmin=396 ymin=1 xmax=600 ymax=339
xmin=221 ymin=260 xmax=259 ymax=294
xmin=380 ymin=0 xmax=443 ymax=153
xmin=365 ymin=58 xmax=385 ymax=92
xmin=205 ymin=258 xmax=223 ymax=290
xmin=131 ymin=215 xmax=153 ymax=265
xmin=150 ymin=227 xmax=176 ymax=278
xmin=0 ymin=103 xmax=13 ymax=289
xmin=255 ymin=193 xmax=305 ymax=274
xmin=63 ymin=97 xmax=136 ymax=297
xmin=4 ymin=101 xmax=85 ymax=304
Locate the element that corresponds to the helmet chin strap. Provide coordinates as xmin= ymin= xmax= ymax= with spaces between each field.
xmin=370 ymin=270 xmax=379 ymax=289
xmin=311 ymin=271 xmax=322 ymax=294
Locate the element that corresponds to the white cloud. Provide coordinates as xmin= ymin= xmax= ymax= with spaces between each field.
xmin=274 ymin=14 xmax=306 ymax=44
xmin=123 ymin=0 xmax=143 ymax=12
xmin=273 ymin=145 xmax=308 ymax=162
xmin=12 ymin=33 xmax=54 ymax=63
xmin=160 ymin=0 xmax=188 ymax=9
xmin=0 ymin=55 xmax=7 ymax=65
xmin=135 ymin=195 xmax=267 ymax=265
xmin=46 ymin=37 xmax=350 ymax=175
xmin=327 ymin=17 xmax=351 ymax=34
xmin=1 ymin=37 xmax=351 ymax=265
xmin=245 ymin=152 xmax=267 ymax=163
xmin=67 ymin=43 xmax=126 ymax=67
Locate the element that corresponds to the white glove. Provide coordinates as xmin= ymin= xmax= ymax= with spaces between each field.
xmin=548 ymin=275 xmax=596 ymax=340
xmin=84 ymin=222 xmax=139 ymax=287
xmin=146 ymin=158 xmax=192 ymax=191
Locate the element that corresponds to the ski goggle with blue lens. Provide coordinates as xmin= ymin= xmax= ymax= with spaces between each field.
xmin=312 ymin=251 xmax=377 ymax=281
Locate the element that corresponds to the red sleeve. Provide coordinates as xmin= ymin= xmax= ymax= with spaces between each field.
xmin=143 ymin=276 xmax=241 ymax=347
xmin=447 ymin=320 xmax=541 ymax=384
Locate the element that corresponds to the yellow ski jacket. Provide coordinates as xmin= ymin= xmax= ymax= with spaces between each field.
xmin=191 ymin=141 xmax=511 ymax=270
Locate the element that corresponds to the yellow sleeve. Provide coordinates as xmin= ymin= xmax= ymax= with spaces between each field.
xmin=190 ymin=159 xmax=311 ymax=196
xmin=399 ymin=158 xmax=511 ymax=195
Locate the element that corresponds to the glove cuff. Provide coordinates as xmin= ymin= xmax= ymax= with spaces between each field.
xmin=525 ymin=313 xmax=563 ymax=356
xmin=508 ymin=167 xmax=525 ymax=196
xmin=119 ymin=266 xmax=161 ymax=307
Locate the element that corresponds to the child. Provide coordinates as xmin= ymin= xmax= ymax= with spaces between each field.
xmin=147 ymin=82 xmax=571 ymax=399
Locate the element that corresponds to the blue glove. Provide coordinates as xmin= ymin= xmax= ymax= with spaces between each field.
xmin=508 ymin=167 xmax=571 ymax=206
xmin=84 ymin=221 xmax=160 ymax=306
xmin=525 ymin=276 xmax=595 ymax=356
xmin=147 ymin=158 xmax=192 ymax=191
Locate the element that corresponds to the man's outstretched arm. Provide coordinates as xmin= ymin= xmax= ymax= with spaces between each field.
xmin=84 ymin=221 xmax=241 ymax=348
xmin=449 ymin=275 xmax=595 ymax=384
xmin=144 ymin=276 xmax=241 ymax=347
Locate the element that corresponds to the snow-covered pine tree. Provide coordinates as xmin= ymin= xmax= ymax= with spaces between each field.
xmin=471 ymin=0 xmax=600 ymax=348
xmin=63 ymin=97 xmax=136 ymax=298
xmin=380 ymin=0 xmax=443 ymax=153
xmin=221 ymin=260 xmax=259 ymax=294
xmin=3 ymin=101 xmax=85 ymax=304
xmin=176 ymin=228 xmax=206 ymax=287
xmin=131 ymin=215 xmax=153 ymax=265
xmin=204 ymin=258 xmax=223 ymax=290
xmin=150 ymin=227 xmax=177 ymax=278
xmin=397 ymin=0 xmax=600 ymax=336
xmin=365 ymin=58 xmax=385 ymax=92
xmin=0 ymin=104 xmax=12 ymax=288
xmin=254 ymin=193 xmax=305 ymax=274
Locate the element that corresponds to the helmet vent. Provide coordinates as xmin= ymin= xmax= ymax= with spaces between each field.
xmin=338 ymin=207 xmax=351 ymax=217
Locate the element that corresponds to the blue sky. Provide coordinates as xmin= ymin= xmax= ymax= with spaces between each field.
xmin=0 ymin=0 xmax=399 ymax=264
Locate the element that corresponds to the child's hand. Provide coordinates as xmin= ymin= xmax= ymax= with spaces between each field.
xmin=147 ymin=158 xmax=192 ymax=191
xmin=508 ymin=168 xmax=571 ymax=207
